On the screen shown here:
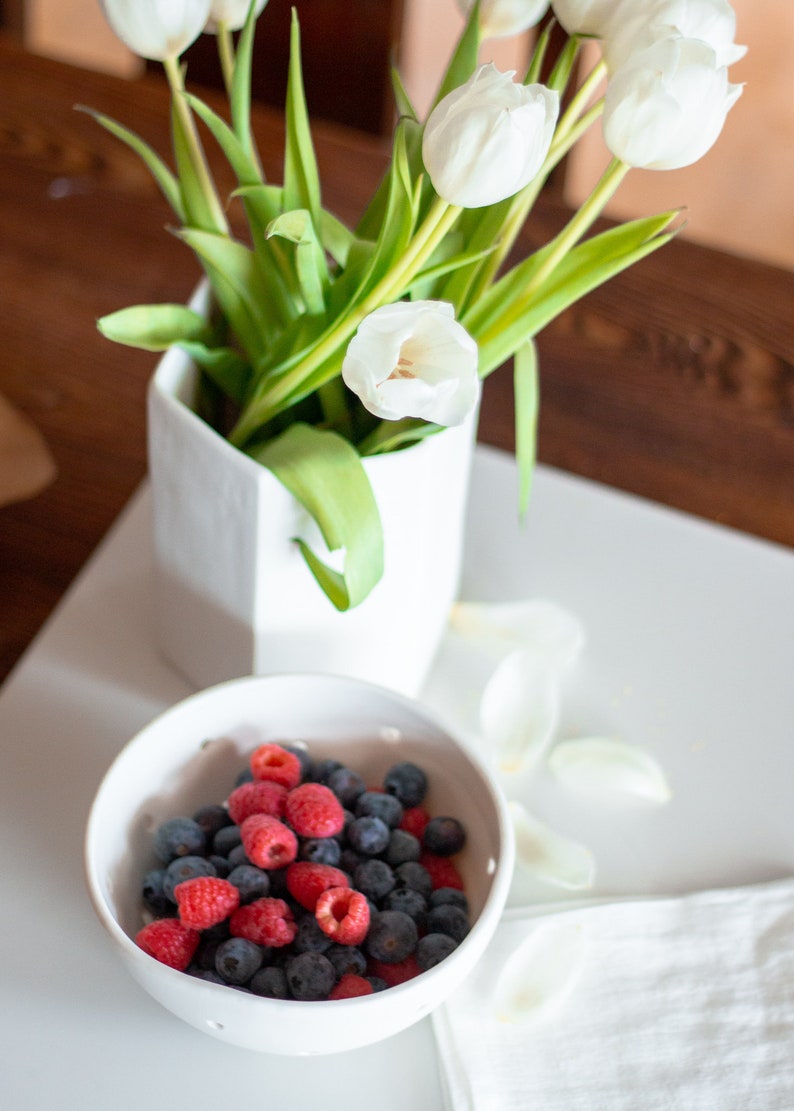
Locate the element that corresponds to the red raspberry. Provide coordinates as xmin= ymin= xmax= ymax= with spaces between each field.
xmin=286 ymin=861 xmax=349 ymax=911
xmin=240 ymin=813 xmax=298 ymax=869
xmin=329 ymin=974 xmax=374 ymax=1000
xmin=285 ymin=782 xmax=345 ymax=838
xmin=249 ymin=743 xmax=302 ymax=789
xmin=135 ymin=918 xmax=199 ymax=971
xmin=400 ymin=806 xmax=430 ymax=839
xmin=173 ymin=876 xmax=240 ymax=930
xmin=227 ymin=779 xmax=288 ymax=824
xmin=420 ymin=851 xmax=465 ymax=891
xmin=230 ymin=897 xmax=297 ymax=947
xmin=367 ymin=954 xmax=421 ymax=987
xmin=315 ymin=886 xmax=370 ymax=946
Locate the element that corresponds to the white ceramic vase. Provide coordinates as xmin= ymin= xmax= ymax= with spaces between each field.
xmin=146 ymin=291 xmax=477 ymax=696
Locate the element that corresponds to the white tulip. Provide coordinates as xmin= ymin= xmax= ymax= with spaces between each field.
xmin=206 ymin=0 xmax=268 ymax=33
xmin=456 ymin=0 xmax=550 ymax=39
xmin=422 ymin=64 xmax=559 ymax=208
xmin=603 ymin=0 xmax=747 ymax=71
xmin=341 ymin=301 xmax=480 ymax=426
xmin=550 ymin=0 xmax=615 ymax=37
xmin=602 ymin=36 xmax=742 ymax=170
xmin=99 ymin=0 xmax=212 ymax=60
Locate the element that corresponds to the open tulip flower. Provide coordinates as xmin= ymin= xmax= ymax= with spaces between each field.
xmin=92 ymin=0 xmax=746 ymax=608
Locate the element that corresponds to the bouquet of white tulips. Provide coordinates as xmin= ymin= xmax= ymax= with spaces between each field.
xmin=93 ymin=0 xmax=744 ymax=609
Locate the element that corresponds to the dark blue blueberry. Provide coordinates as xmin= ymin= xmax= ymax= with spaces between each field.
xmin=153 ymin=816 xmax=207 ymax=864
xmin=308 ymin=758 xmax=344 ymax=785
xmin=298 ymin=837 xmax=341 ymax=866
xmin=326 ymin=944 xmax=367 ymax=979
xmin=235 ymin=766 xmax=254 ymax=787
xmin=346 ymin=815 xmax=390 ymax=856
xmin=194 ymin=938 xmax=223 ymax=972
xmin=339 ymin=847 xmax=363 ymax=877
xmin=142 ymin=868 xmax=175 ymax=916
xmin=294 ymin=912 xmax=333 ymax=953
xmin=207 ymin=854 xmax=231 ymax=878
xmin=280 ymin=743 xmax=313 ymax=780
xmin=201 ymin=920 xmax=232 ymax=945
xmin=426 ymin=904 xmax=470 ymax=943
xmin=266 ymin=866 xmax=290 ymax=900
xmin=355 ymin=791 xmax=403 ymax=829
xmin=365 ymin=910 xmax=418 ymax=963
xmin=214 ymin=937 xmax=264 ymax=984
xmin=385 ymin=829 xmax=421 ymax=867
xmin=250 ymin=965 xmax=289 ymax=998
xmin=227 ymin=863 xmax=270 ymax=903
xmin=353 ymin=858 xmax=396 ymax=902
xmin=285 ymin=952 xmax=336 ymax=1000
xmin=367 ymin=976 xmax=388 ymax=993
xmin=429 ymin=887 xmax=470 ymax=914
xmin=393 ymin=861 xmax=433 ymax=900
xmin=212 ymin=824 xmax=242 ymax=857
xmin=423 ymin=816 xmax=466 ymax=856
xmin=163 ymin=855 xmax=216 ymax=901
xmin=192 ymin=804 xmax=233 ymax=838
xmin=383 ymin=762 xmax=428 ymax=807
xmin=326 ymin=766 xmax=367 ymax=807
xmin=416 ymin=932 xmax=458 ymax=971
xmin=382 ymin=886 xmax=427 ymax=924
xmin=227 ymin=842 xmax=251 ymax=868
xmin=190 ymin=969 xmax=226 ymax=984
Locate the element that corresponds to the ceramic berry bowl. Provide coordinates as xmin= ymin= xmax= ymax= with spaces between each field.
xmin=85 ymin=673 xmax=514 ymax=1055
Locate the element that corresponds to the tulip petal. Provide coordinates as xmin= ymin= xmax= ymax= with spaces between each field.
xmin=492 ymin=916 xmax=588 ymax=1024
xmin=452 ymin=598 xmax=585 ymax=672
xmin=548 ymin=738 xmax=672 ymax=804
xmin=510 ymin=801 xmax=596 ymax=890
xmin=480 ymin=650 xmax=560 ymax=773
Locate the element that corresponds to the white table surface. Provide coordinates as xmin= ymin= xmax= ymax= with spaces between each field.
xmin=2 ymin=445 xmax=793 ymax=1109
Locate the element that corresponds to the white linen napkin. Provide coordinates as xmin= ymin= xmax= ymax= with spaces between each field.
xmin=432 ymin=876 xmax=794 ymax=1111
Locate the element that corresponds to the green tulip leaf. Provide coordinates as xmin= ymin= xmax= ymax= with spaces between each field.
xmin=267 ymin=210 xmax=328 ymax=314
xmin=251 ymin=422 xmax=384 ymax=611
xmin=513 ymin=339 xmax=539 ymax=519
xmin=284 ymin=11 xmax=321 ymax=230
xmin=230 ymin=0 xmax=259 ymax=158
xmin=177 ymin=341 xmax=252 ymax=404
xmin=97 ymin=303 xmax=210 ymax=350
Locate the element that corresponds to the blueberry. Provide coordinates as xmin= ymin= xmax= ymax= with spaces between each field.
xmin=298 ymin=837 xmax=341 ymax=866
xmin=382 ymin=886 xmax=427 ymax=924
xmin=192 ymin=804 xmax=233 ymax=838
xmin=266 ymin=866 xmax=289 ymax=900
xmin=423 ymin=816 xmax=466 ymax=856
xmin=250 ymin=965 xmax=289 ymax=998
xmin=426 ymin=904 xmax=470 ymax=943
xmin=367 ymin=976 xmax=388 ymax=993
xmin=215 ymin=937 xmax=264 ymax=984
xmin=227 ymin=842 xmax=251 ymax=868
xmin=190 ymin=969 xmax=226 ymax=984
xmin=385 ymin=829 xmax=421 ymax=867
xmin=207 ymin=854 xmax=232 ymax=878
xmin=346 ymin=815 xmax=390 ymax=856
xmin=163 ymin=855 xmax=216 ymax=901
xmin=365 ymin=910 xmax=418 ymax=963
xmin=142 ymin=868 xmax=175 ymax=916
xmin=416 ymin=932 xmax=458 ymax=971
xmin=326 ymin=766 xmax=367 ymax=807
xmin=294 ymin=913 xmax=333 ymax=953
xmin=153 ymin=816 xmax=207 ymax=863
xmin=308 ymin=758 xmax=343 ymax=785
xmin=227 ymin=863 xmax=270 ymax=903
xmin=212 ymin=824 xmax=242 ymax=857
xmin=355 ymin=791 xmax=403 ymax=829
xmin=429 ymin=887 xmax=470 ymax=914
xmin=353 ymin=858 xmax=396 ymax=902
xmin=235 ymin=767 xmax=254 ymax=787
xmin=286 ymin=952 xmax=336 ymax=1000
xmin=326 ymin=944 xmax=367 ymax=979
xmin=383 ymin=762 xmax=428 ymax=807
xmin=393 ymin=861 xmax=433 ymax=900
xmin=339 ymin=847 xmax=363 ymax=877
xmin=280 ymin=743 xmax=313 ymax=780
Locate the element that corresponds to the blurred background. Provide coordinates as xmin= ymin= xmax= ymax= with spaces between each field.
xmin=1 ymin=0 xmax=790 ymax=268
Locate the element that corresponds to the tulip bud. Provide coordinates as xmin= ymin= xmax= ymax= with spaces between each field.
xmin=456 ymin=0 xmax=551 ymax=39
xmin=341 ymin=301 xmax=480 ymax=427
xmin=602 ymin=0 xmax=747 ymax=71
xmin=99 ymin=0 xmax=212 ymax=61
xmin=550 ymin=0 xmax=615 ymax=37
xmin=602 ymin=36 xmax=742 ymax=170
xmin=422 ymin=64 xmax=559 ymax=209
xmin=206 ymin=0 xmax=268 ymax=34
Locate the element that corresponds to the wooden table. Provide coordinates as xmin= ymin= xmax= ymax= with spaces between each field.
xmin=1 ymin=35 xmax=792 ymax=683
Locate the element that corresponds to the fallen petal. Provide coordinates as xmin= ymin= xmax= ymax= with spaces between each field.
xmin=0 ymin=390 xmax=57 ymax=508
xmin=451 ymin=599 xmax=585 ymax=671
xmin=548 ymin=737 xmax=672 ymax=804
xmin=492 ymin=916 xmax=588 ymax=1025
xmin=480 ymin=650 xmax=560 ymax=773
xmin=509 ymin=801 xmax=595 ymax=890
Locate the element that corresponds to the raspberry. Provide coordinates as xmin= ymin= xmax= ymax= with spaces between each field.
xmin=329 ymin=973 xmax=374 ymax=1000
xmin=286 ymin=861 xmax=349 ymax=911
xmin=240 ymin=813 xmax=298 ymax=869
xmin=174 ymin=875 xmax=240 ymax=930
xmin=227 ymin=779 xmax=288 ymax=824
xmin=285 ymin=782 xmax=345 ymax=838
xmin=230 ymin=897 xmax=297 ymax=947
xmin=366 ymin=954 xmax=421 ymax=987
xmin=399 ymin=806 xmax=430 ymax=840
xmin=420 ymin=851 xmax=464 ymax=891
xmin=249 ymin=743 xmax=303 ymax=789
xmin=135 ymin=918 xmax=199 ymax=971
xmin=315 ymin=886 xmax=370 ymax=946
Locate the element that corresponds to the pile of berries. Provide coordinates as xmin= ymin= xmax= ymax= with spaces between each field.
xmin=135 ymin=743 xmax=471 ymax=1001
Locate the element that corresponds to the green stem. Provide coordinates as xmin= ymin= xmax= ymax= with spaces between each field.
xmin=216 ymin=23 xmax=236 ymax=98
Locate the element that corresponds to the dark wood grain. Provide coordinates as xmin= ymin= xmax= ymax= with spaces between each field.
xmin=0 ymin=36 xmax=792 ymax=683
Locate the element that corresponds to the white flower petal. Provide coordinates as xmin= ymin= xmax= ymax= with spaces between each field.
xmin=480 ymin=650 xmax=560 ymax=773
xmin=457 ymin=0 xmax=550 ymax=39
xmin=492 ymin=917 xmax=588 ymax=1024
xmin=510 ymin=801 xmax=596 ymax=890
xmin=206 ymin=0 xmax=268 ymax=32
xmin=100 ymin=0 xmax=212 ymax=60
xmin=451 ymin=598 xmax=585 ymax=671
xmin=548 ymin=737 xmax=672 ymax=804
